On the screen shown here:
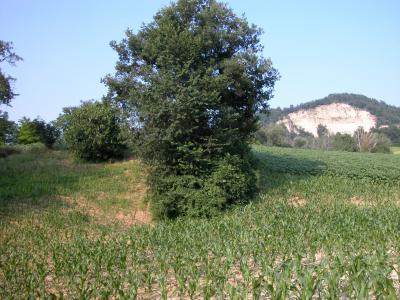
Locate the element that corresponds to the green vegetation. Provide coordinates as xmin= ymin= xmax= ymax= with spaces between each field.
xmin=1 ymin=146 xmax=399 ymax=298
xmin=18 ymin=117 xmax=59 ymax=147
xmin=58 ymin=101 xmax=126 ymax=161
xmin=256 ymin=123 xmax=392 ymax=154
xmin=0 ymin=40 xmax=23 ymax=106
xmin=375 ymin=125 xmax=400 ymax=146
xmin=1 ymin=2 xmax=399 ymax=298
xmin=331 ymin=133 xmax=357 ymax=152
xmin=255 ymin=123 xmax=291 ymax=148
xmin=0 ymin=110 xmax=17 ymax=144
xmin=105 ymin=0 xmax=278 ymax=218
xmin=253 ymin=145 xmax=400 ymax=184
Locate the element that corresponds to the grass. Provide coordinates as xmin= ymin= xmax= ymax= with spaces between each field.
xmin=0 ymin=148 xmax=149 ymax=223
xmin=392 ymin=146 xmax=400 ymax=155
xmin=1 ymin=146 xmax=400 ymax=298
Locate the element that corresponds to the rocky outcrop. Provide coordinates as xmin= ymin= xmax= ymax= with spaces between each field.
xmin=278 ymin=103 xmax=377 ymax=136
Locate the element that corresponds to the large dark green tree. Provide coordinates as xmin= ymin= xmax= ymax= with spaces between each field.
xmin=104 ymin=0 xmax=279 ymax=218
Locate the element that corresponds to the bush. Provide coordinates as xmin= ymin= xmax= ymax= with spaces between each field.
xmin=0 ymin=145 xmax=20 ymax=158
xmin=18 ymin=117 xmax=59 ymax=148
xmin=293 ymin=137 xmax=307 ymax=148
xmin=14 ymin=142 xmax=48 ymax=154
xmin=0 ymin=143 xmax=48 ymax=158
xmin=150 ymin=154 xmax=256 ymax=219
xmin=331 ymin=133 xmax=357 ymax=152
xmin=61 ymin=101 xmax=126 ymax=161
xmin=371 ymin=133 xmax=391 ymax=154
xmin=256 ymin=124 xmax=291 ymax=147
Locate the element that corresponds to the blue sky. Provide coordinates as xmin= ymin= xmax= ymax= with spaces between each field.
xmin=1 ymin=0 xmax=399 ymax=122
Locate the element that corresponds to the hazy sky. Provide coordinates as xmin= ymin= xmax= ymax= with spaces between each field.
xmin=1 ymin=0 xmax=399 ymax=122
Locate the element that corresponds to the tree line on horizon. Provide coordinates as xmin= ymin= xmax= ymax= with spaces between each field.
xmin=255 ymin=122 xmax=393 ymax=153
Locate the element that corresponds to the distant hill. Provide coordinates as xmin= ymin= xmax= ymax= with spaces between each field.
xmin=261 ymin=93 xmax=400 ymax=128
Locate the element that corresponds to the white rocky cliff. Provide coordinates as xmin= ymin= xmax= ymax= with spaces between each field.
xmin=278 ymin=103 xmax=377 ymax=136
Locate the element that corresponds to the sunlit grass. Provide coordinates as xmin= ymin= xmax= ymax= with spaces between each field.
xmin=1 ymin=147 xmax=399 ymax=298
xmin=392 ymin=147 xmax=400 ymax=155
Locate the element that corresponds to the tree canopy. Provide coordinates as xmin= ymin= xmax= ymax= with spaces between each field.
xmin=0 ymin=41 xmax=23 ymax=106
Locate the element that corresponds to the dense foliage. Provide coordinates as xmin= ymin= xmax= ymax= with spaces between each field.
xmin=331 ymin=133 xmax=357 ymax=152
xmin=370 ymin=133 xmax=392 ymax=154
xmin=254 ymin=123 xmax=291 ymax=147
xmin=374 ymin=125 xmax=400 ymax=146
xmin=18 ymin=117 xmax=59 ymax=148
xmin=0 ymin=110 xmax=17 ymax=144
xmin=255 ymin=123 xmax=392 ymax=154
xmin=1 ymin=147 xmax=400 ymax=298
xmin=0 ymin=41 xmax=23 ymax=106
xmin=105 ymin=0 xmax=278 ymax=218
xmin=60 ymin=101 xmax=126 ymax=161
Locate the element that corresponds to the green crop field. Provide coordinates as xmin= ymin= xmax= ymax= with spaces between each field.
xmin=1 ymin=146 xmax=400 ymax=299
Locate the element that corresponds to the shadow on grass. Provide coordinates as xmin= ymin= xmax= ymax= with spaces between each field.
xmin=252 ymin=149 xmax=327 ymax=195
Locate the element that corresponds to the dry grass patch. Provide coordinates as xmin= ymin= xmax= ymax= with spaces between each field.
xmin=350 ymin=196 xmax=366 ymax=206
xmin=288 ymin=195 xmax=307 ymax=208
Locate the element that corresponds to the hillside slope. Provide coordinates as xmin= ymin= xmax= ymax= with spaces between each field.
xmin=261 ymin=93 xmax=400 ymax=129
xmin=278 ymin=103 xmax=377 ymax=136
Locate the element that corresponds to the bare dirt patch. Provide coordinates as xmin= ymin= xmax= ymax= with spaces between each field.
xmin=59 ymin=177 xmax=152 ymax=226
xmin=350 ymin=196 xmax=365 ymax=206
xmin=288 ymin=196 xmax=307 ymax=208
xmin=115 ymin=208 xmax=152 ymax=226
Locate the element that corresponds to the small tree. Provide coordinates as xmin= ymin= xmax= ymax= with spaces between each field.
xmin=0 ymin=111 xmax=17 ymax=144
xmin=18 ymin=117 xmax=59 ymax=147
xmin=104 ymin=0 xmax=279 ymax=218
xmin=293 ymin=136 xmax=307 ymax=148
xmin=61 ymin=101 xmax=126 ymax=161
xmin=317 ymin=124 xmax=329 ymax=138
xmin=18 ymin=118 xmax=41 ymax=144
xmin=260 ymin=124 xmax=291 ymax=147
xmin=354 ymin=127 xmax=376 ymax=152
